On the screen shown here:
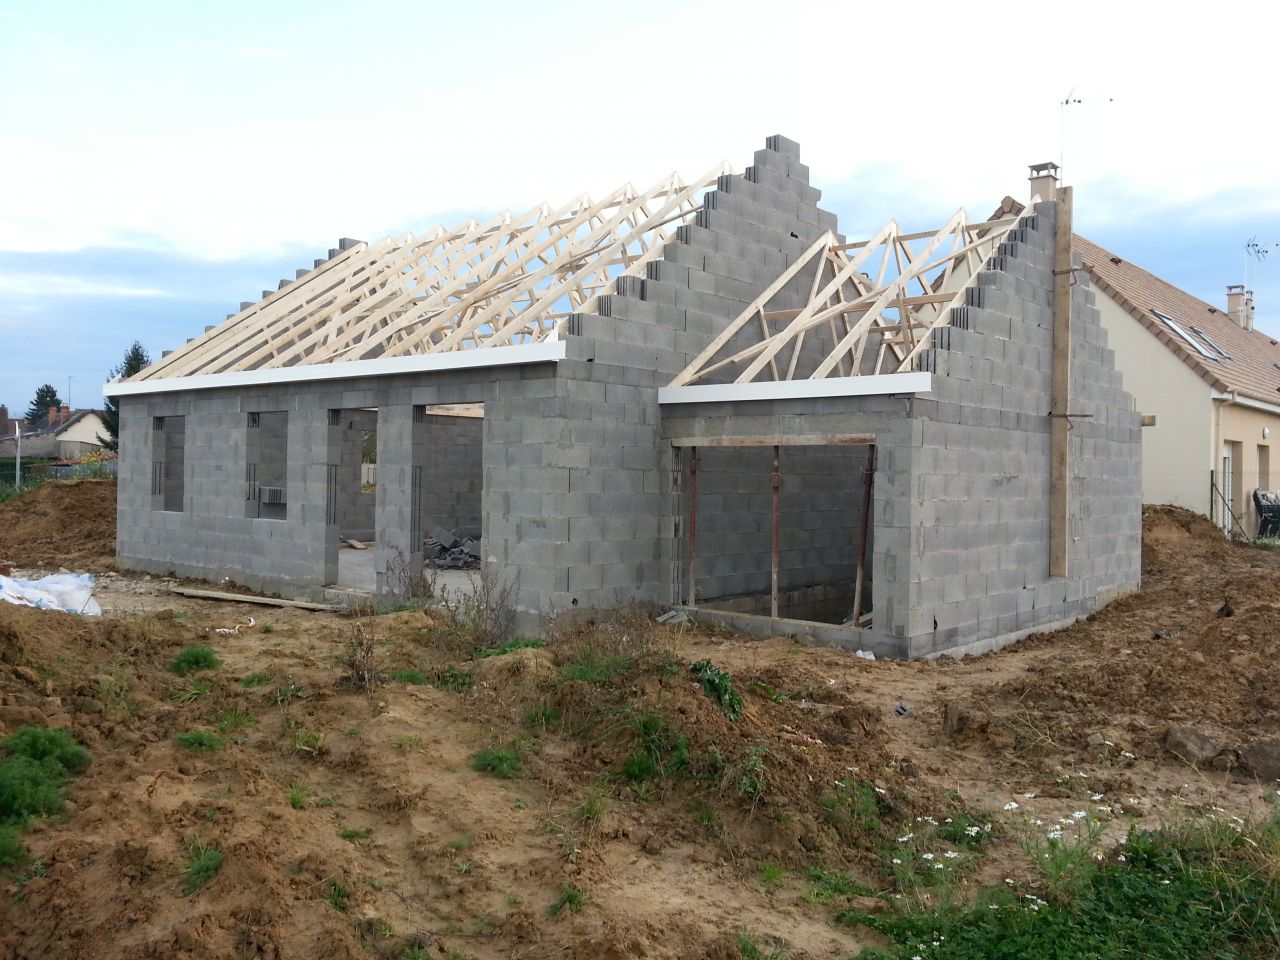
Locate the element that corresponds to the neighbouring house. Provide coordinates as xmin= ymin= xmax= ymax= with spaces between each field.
xmin=1068 ymin=226 xmax=1280 ymax=538
xmin=104 ymin=137 xmax=1142 ymax=659
xmin=0 ymin=407 xmax=110 ymax=460
xmin=0 ymin=405 xmax=24 ymax=438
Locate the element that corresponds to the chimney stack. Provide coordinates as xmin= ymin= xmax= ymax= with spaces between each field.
xmin=48 ymin=407 xmax=58 ymax=427
xmin=1227 ymin=284 xmax=1255 ymax=330
xmin=1028 ymin=161 xmax=1060 ymax=203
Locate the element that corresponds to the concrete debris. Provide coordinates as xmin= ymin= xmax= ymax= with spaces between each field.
xmin=1164 ymin=725 xmax=1219 ymax=766
xmin=656 ymin=610 xmax=690 ymax=624
xmin=1240 ymin=739 xmax=1280 ymax=782
xmin=425 ymin=528 xmax=481 ymax=570
xmin=893 ymin=699 xmax=912 ymax=718
xmin=855 ymin=649 xmax=876 ymax=660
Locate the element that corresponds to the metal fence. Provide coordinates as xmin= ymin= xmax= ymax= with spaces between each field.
xmin=1211 ymin=469 xmax=1277 ymax=541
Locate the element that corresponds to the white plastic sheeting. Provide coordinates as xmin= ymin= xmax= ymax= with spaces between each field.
xmin=0 ymin=573 xmax=102 ymax=616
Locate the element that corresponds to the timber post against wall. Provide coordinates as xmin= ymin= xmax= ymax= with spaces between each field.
xmin=1049 ymin=187 xmax=1074 ymax=577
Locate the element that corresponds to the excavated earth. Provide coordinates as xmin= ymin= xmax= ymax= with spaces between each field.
xmin=0 ymin=483 xmax=1276 ymax=959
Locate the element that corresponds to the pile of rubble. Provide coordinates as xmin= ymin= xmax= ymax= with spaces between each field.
xmin=425 ymin=526 xmax=481 ymax=570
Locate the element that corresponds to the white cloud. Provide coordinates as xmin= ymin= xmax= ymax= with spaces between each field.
xmin=0 ymin=274 xmax=169 ymax=298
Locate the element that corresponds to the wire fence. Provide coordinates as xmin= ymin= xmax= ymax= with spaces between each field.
xmin=1211 ymin=469 xmax=1278 ymax=541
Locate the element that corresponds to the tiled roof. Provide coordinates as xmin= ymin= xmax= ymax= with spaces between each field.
xmin=1074 ymin=234 xmax=1280 ymax=405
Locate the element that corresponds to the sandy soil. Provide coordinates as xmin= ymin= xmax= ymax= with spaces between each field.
xmin=0 ymin=485 xmax=1277 ymax=959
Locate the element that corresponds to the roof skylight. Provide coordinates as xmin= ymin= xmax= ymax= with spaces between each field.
xmin=1191 ymin=325 xmax=1232 ymax=360
xmin=1153 ymin=309 xmax=1218 ymax=361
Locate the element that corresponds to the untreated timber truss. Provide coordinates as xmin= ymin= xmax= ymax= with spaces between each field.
xmin=135 ymin=163 xmax=730 ymax=381
xmin=669 ymin=204 xmax=1022 ymax=386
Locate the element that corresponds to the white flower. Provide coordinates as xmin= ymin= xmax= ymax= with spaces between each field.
xmin=1003 ymin=801 xmax=1020 ymax=811
xmin=1121 ymin=752 xmax=1136 ymax=759
xmin=944 ymin=851 xmax=959 ymax=859
xmin=1023 ymin=792 xmax=1037 ymax=799
xmin=933 ymin=862 xmax=945 ymax=869
xmin=921 ymin=853 xmax=935 ymax=860
xmin=1004 ymin=878 xmax=1015 ymax=885
xmin=892 ymin=858 xmax=902 ymax=865
xmin=874 ymin=787 xmax=887 ymax=795
xmin=898 ymin=833 xmax=914 ymax=843
xmin=1161 ymin=879 xmax=1171 ymax=885
xmin=1091 ymin=794 xmax=1104 ymax=801
xmin=1071 ymin=811 xmax=1087 ymax=820
xmin=965 ymin=826 xmax=981 ymax=836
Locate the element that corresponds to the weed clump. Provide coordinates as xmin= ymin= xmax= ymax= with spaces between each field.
xmin=691 ymin=660 xmax=743 ymax=721
xmin=240 ymin=671 xmax=271 ymax=688
xmin=474 ymin=637 xmax=544 ymax=659
xmin=3 ymin=726 xmax=90 ymax=774
xmin=337 ymin=624 xmax=384 ymax=691
xmin=622 ymin=711 xmax=689 ymax=785
xmin=170 ymin=645 xmax=223 ymax=675
xmin=387 ymin=668 xmax=427 ymax=685
xmin=434 ymin=664 xmax=473 ymax=692
xmin=471 ymin=746 xmax=522 ymax=779
xmin=181 ymin=839 xmax=222 ymax=895
xmin=176 ymin=730 xmax=223 ymax=752
xmin=0 ymin=726 xmax=92 ymax=862
xmin=548 ymin=882 xmax=586 ymax=916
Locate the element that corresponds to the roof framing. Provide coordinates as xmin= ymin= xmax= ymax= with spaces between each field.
xmin=132 ymin=163 xmax=730 ymax=383
xmin=668 ymin=207 xmax=1021 ymax=387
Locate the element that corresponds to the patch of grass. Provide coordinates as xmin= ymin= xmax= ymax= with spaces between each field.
xmin=387 ymin=668 xmax=427 ymax=685
xmin=804 ymin=866 xmax=874 ymax=904
xmin=240 ymin=671 xmax=272 ymax=688
xmin=576 ymin=789 xmax=607 ymax=823
xmin=176 ymin=730 xmax=223 ymax=752
xmin=172 ymin=679 xmax=213 ymax=704
xmin=400 ymin=946 xmax=428 ymax=960
xmin=474 ymin=637 xmax=544 ymax=659
xmin=392 ymin=735 xmax=420 ymax=751
xmin=0 ymin=824 xmax=29 ymax=867
xmin=290 ymin=728 xmax=326 ymax=757
xmin=181 ymin=839 xmax=222 ymax=895
xmin=735 ymin=740 xmax=769 ymax=801
xmin=271 ymin=682 xmax=308 ymax=705
xmin=819 ymin=777 xmax=886 ymax=842
xmin=288 ymin=786 xmax=308 ymax=810
xmin=471 ymin=746 xmax=521 ymax=779
xmin=214 ymin=709 xmax=254 ymax=734
xmin=434 ymin=664 xmax=473 ymax=692
xmin=690 ymin=660 xmax=743 ymax=721
xmin=170 ymin=645 xmax=223 ymax=676
xmin=561 ymin=650 xmax=632 ymax=685
xmin=325 ymin=880 xmax=349 ymax=911
xmin=735 ymin=931 xmax=786 ymax=959
xmin=843 ymin=814 xmax=1280 ymax=959
xmin=338 ymin=827 xmax=371 ymax=842
xmin=621 ymin=711 xmax=688 ymax=785
xmin=760 ymin=863 xmax=786 ymax=886
xmin=524 ymin=704 xmax=562 ymax=730
xmin=3 ymin=726 xmax=91 ymax=773
xmin=935 ymin=812 xmax=993 ymax=848
xmin=258 ymin=623 xmax=274 ymax=634
xmin=548 ymin=882 xmax=585 ymax=917
xmin=445 ymin=835 xmax=473 ymax=850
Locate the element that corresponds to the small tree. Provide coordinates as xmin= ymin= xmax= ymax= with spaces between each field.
xmin=99 ymin=341 xmax=151 ymax=451
xmin=24 ymin=384 xmax=62 ymax=426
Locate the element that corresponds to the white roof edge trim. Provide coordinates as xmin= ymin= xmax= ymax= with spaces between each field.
xmin=103 ymin=340 xmax=568 ymax=398
xmin=1211 ymin=389 xmax=1280 ymax=417
xmin=658 ymin=372 xmax=932 ymax=405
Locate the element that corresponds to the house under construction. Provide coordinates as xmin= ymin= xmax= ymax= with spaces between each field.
xmin=105 ymin=137 xmax=1142 ymax=659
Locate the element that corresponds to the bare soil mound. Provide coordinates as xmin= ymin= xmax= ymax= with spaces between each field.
xmin=0 ymin=479 xmax=117 ymax=573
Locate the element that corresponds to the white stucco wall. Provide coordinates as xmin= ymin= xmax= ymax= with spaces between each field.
xmin=1094 ymin=290 xmax=1213 ymax=512
xmin=59 ymin=413 xmax=106 ymax=446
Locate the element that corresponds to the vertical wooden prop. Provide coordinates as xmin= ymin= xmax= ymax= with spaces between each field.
xmin=1049 ymin=187 xmax=1074 ymax=577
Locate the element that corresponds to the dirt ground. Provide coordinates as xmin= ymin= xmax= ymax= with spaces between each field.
xmin=0 ymin=484 xmax=1277 ymax=959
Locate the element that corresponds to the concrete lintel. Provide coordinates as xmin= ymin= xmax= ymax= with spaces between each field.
xmin=657 ymin=372 xmax=931 ymax=406
xmin=104 ymin=340 xmax=568 ymax=398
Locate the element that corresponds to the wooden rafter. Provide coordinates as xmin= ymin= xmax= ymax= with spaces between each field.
xmin=668 ymin=212 xmax=1021 ymax=387
xmin=133 ymin=163 xmax=731 ymax=382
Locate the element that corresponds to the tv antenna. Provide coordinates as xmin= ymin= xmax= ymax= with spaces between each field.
xmin=1059 ymin=87 xmax=1115 ymax=181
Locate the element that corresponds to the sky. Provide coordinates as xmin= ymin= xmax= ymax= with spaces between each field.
xmin=2 ymin=0 xmax=1279 ymax=414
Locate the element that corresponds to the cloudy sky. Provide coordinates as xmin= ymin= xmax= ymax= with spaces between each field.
xmin=2 ymin=0 xmax=1278 ymax=414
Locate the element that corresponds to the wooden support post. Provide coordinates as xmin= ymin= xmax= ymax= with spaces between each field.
xmin=852 ymin=445 xmax=876 ymax=624
xmin=687 ymin=447 xmax=698 ymax=607
xmin=770 ymin=446 xmax=781 ymax=619
xmin=1049 ymin=186 xmax=1073 ymax=577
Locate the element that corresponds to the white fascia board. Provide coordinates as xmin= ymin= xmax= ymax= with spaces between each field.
xmin=658 ymin=371 xmax=932 ymax=405
xmin=103 ymin=340 xmax=568 ymax=398
xmin=1211 ymin=389 xmax=1280 ymax=417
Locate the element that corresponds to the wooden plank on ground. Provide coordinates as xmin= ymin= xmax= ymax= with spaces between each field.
xmin=170 ymin=587 xmax=337 ymax=611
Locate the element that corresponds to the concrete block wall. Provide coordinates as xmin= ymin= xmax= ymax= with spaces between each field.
xmin=691 ymin=445 xmax=869 ymax=610
xmin=897 ymin=201 xmax=1142 ymax=657
xmin=418 ymin=414 xmax=482 ymax=536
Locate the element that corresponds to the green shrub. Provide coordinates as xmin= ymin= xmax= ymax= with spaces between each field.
xmin=176 ymin=731 xmax=223 ymax=752
xmin=524 ymin=704 xmax=562 ymax=729
xmin=387 ymin=668 xmax=427 ymax=685
xmin=0 ymin=824 xmax=29 ymax=866
xmin=240 ymin=671 xmax=272 ymax=688
xmin=471 ymin=746 xmax=522 ymax=779
xmin=3 ymin=726 xmax=91 ymax=773
xmin=690 ymin=660 xmax=743 ymax=721
xmin=170 ymin=645 xmax=223 ymax=675
xmin=181 ymin=839 xmax=222 ymax=895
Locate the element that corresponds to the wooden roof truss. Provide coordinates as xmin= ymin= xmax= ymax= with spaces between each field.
xmin=135 ymin=162 xmax=731 ymax=381
xmin=669 ymin=209 xmax=1021 ymax=386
